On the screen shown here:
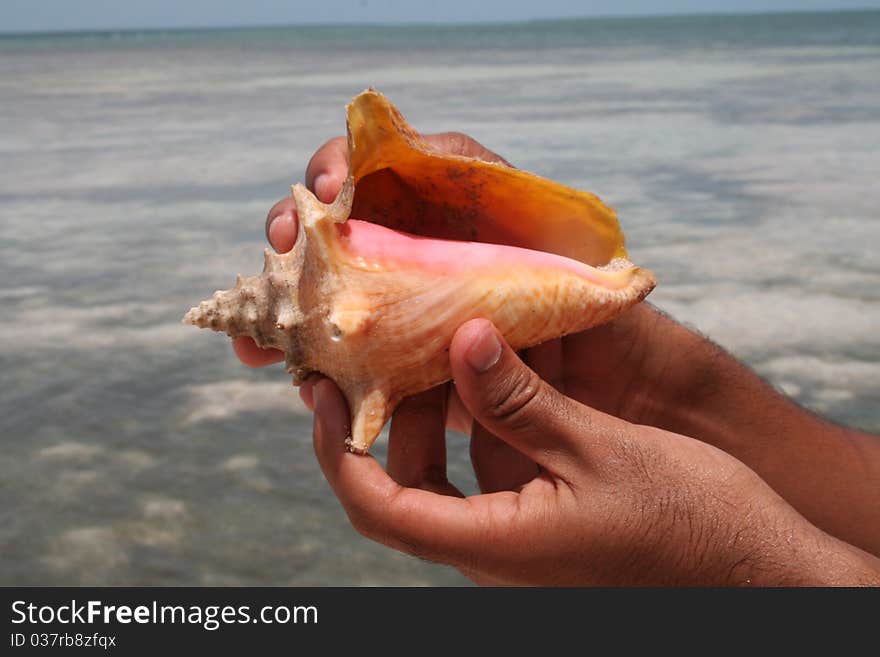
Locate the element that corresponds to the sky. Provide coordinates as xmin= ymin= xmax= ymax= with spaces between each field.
xmin=2 ymin=0 xmax=878 ymax=33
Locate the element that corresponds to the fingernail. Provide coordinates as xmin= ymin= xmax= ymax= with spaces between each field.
xmin=267 ymin=211 xmax=296 ymax=254
xmin=313 ymin=174 xmax=331 ymax=202
xmin=267 ymin=215 xmax=280 ymax=248
xmin=465 ymin=326 xmax=502 ymax=372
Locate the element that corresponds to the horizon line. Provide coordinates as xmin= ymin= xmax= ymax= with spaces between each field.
xmin=1 ymin=6 xmax=877 ymax=38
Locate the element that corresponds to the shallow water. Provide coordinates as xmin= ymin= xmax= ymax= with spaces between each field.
xmin=1 ymin=11 xmax=879 ymax=585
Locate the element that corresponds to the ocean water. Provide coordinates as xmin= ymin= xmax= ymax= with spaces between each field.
xmin=1 ymin=11 xmax=878 ymax=585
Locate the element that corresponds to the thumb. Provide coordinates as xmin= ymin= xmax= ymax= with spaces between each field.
xmin=450 ymin=319 xmax=606 ymax=474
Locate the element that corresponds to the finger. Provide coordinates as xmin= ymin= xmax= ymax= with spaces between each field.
xmin=387 ymin=386 xmax=461 ymax=496
xmin=298 ymin=374 xmax=321 ymax=411
xmin=502 ymin=339 xmax=565 ymax=491
xmin=234 ymin=198 xmax=300 ymax=366
xmin=449 ymin=380 xmax=534 ymax=513
xmin=458 ymin=567 xmax=514 ymax=587
xmin=470 ymin=424 xmax=540 ymax=494
xmin=422 ymin=132 xmax=513 ymax=167
xmin=304 ymin=132 xmax=509 ymax=207
xmin=305 ymin=136 xmax=349 ymax=203
xmin=468 ymin=339 xmax=560 ymax=493
xmin=311 ymin=377 xmax=513 ymax=564
xmin=445 ymin=385 xmax=472 ymax=435
xmin=449 ymin=319 xmax=622 ymax=474
xmin=232 ymin=336 xmax=284 ymax=368
xmin=263 ymin=197 xmax=299 ymax=254
xmin=522 ymin=339 xmax=565 ymax=395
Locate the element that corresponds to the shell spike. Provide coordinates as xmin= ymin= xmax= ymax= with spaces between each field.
xmin=291 ymin=179 xmax=353 ymax=229
xmin=292 ymin=184 xmax=328 ymax=228
xmin=262 ymin=249 xmax=277 ymax=272
xmin=345 ymin=387 xmax=392 ymax=454
xmin=330 ymin=175 xmax=355 ymax=220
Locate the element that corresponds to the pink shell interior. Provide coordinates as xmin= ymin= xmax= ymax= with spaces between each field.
xmin=334 ymin=219 xmax=626 ymax=289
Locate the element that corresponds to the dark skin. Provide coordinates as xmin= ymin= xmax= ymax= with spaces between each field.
xmin=235 ymin=133 xmax=880 ymax=585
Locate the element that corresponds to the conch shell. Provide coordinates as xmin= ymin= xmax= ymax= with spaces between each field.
xmin=184 ymin=90 xmax=655 ymax=453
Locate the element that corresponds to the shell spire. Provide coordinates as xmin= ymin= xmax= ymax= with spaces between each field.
xmin=183 ymin=274 xmax=265 ymax=337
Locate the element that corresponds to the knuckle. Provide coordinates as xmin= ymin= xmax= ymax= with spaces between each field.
xmin=341 ymin=492 xmax=386 ymax=542
xmin=447 ymin=131 xmax=508 ymax=165
xmin=343 ymin=490 xmax=438 ymax=563
xmin=484 ymin=365 xmax=544 ymax=432
xmin=317 ymin=135 xmax=347 ymax=154
xmin=396 ymin=538 xmax=436 ymax=563
xmin=346 ymin=506 xmax=381 ymax=542
xmin=306 ymin=136 xmax=347 ymax=179
xmin=434 ymin=131 xmax=474 ymax=156
xmin=264 ymin=197 xmax=293 ymax=230
xmin=447 ymin=131 xmax=471 ymax=151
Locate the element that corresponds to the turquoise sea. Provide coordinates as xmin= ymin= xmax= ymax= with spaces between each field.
xmin=1 ymin=10 xmax=878 ymax=585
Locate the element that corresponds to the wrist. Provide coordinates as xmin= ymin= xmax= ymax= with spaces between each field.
xmin=633 ymin=305 xmax=809 ymax=457
xmin=662 ymin=340 xmax=880 ymax=555
xmin=719 ymin=505 xmax=880 ymax=586
xmin=622 ymin=304 xmax=756 ymax=442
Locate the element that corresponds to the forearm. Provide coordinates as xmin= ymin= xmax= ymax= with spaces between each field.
xmin=644 ymin=308 xmax=880 ymax=556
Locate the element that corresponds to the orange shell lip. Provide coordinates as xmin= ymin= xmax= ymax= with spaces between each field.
xmin=346 ymin=89 xmax=631 ymax=269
